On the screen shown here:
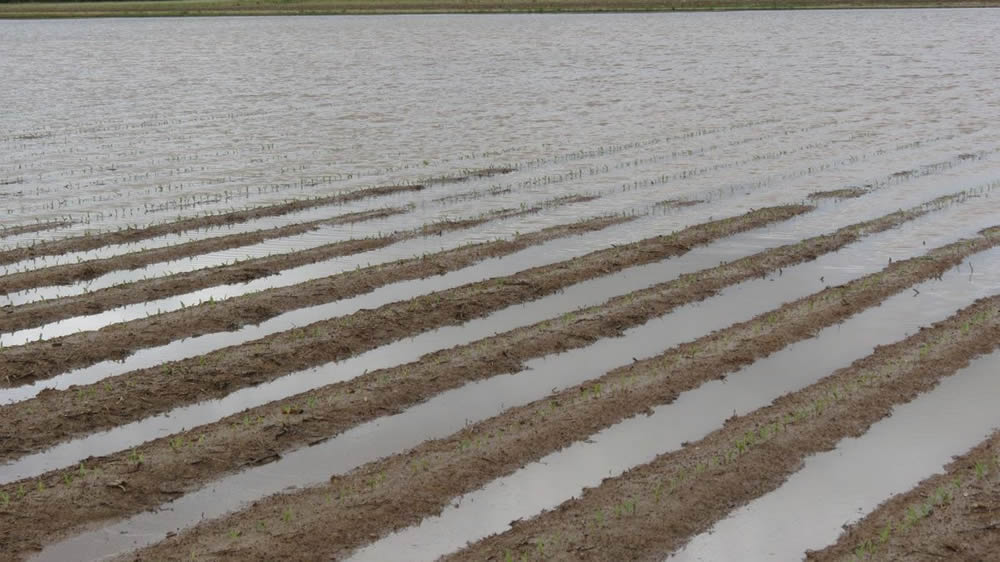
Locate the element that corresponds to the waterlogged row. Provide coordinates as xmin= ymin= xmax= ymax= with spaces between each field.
xmin=671 ymin=349 xmax=1000 ymax=561
xmin=0 ymin=194 xmax=989 ymax=485
xmin=0 ymin=193 xmax=590 ymax=307
xmin=0 ymin=116 xmax=791 ymax=239
xmin=3 ymin=93 xmax=904 ymax=232
xmin=0 ymin=206 xmax=811 ymax=472
xmin=6 ymin=149 xmax=1000 ymax=349
xmin=354 ymin=255 xmax=1000 ymax=562
xmin=1 ymin=117 xmax=987 ymax=275
xmin=27 ymin=222 xmax=1000 ymax=562
xmin=444 ymin=280 xmax=1000 ymax=562
xmin=3 ymin=188 xmax=996 ymax=556
xmin=1 ymin=179 xmax=995 ymax=413
xmin=0 ymin=115 xmax=866 ymax=269
xmin=812 ymin=426 xmax=1000 ymax=561
xmin=1 ymin=126 xmax=992 ymax=341
xmin=5 ymin=62 xmax=992 ymax=240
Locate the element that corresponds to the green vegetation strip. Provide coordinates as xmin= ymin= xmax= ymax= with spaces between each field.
xmin=0 ymin=200 xmax=983 ymax=558
xmin=809 ymin=431 xmax=1000 ymax=561
xmin=453 ymin=292 xmax=1000 ymax=561
xmin=0 ymin=183 xmax=424 ymax=267
xmin=0 ymin=195 xmax=590 ymax=334
xmin=124 ymin=228 xmax=1000 ymax=561
xmin=0 ymin=0 xmax=995 ymax=18
xmin=0 ymin=205 xmax=806 ymax=461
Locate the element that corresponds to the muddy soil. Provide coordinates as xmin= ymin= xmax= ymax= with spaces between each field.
xmin=0 ymin=207 xmax=405 ymax=295
xmin=0 ymin=196 xmax=592 ymax=334
xmin=807 ymin=430 xmax=1000 ymax=561
xmin=653 ymin=199 xmax=703 ymax=209
xmin=0 ymin=206 xmax=807 ymax=462
xmin=452 ymin=296 xmax=1000 ymax=561
xmin=114 ymin=236 xmax=1000 ymax=562
xmin=0 ymin=184 xmax=425 ymax=266
xmin=808 ymin=187 xmax=867 ymax=199
xmin=0 ymin=221 xmax=73 ymax=239
xmin=1 ymin=220 xmax=992 ymax=559
xmin=426 ymin=167 xmax=516 ymax=185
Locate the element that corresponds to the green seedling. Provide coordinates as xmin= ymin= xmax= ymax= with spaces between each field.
xmin=653 ymin=481 xmax=664 ymax=503
xmin=854 ymin=539 xmax=874 ymax=558
xmin=873 ymin=522 xmax=891 ymax=547
xmin=127 ymin=448 xmax=144 ymax=465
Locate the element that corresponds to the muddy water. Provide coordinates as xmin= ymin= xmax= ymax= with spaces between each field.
xmin=30 ymin=244 xmax=1000 ymax=562
xmin=670 ymin=350 xmax=1000 ymax=562
xmin=3 ymin=10 xmax=1000 ymax=233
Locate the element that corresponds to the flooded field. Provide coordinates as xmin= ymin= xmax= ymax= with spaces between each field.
xmin=2 ymin=8 xmax=1000 ymax=561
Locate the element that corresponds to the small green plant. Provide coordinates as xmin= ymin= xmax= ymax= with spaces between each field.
xmin=879 ymin=520 xmax=893 ymax=544
xmin=854 ymin=538 xmax=874 ymax=558
xmin=127 ymin=448 xmax=144 ymax=465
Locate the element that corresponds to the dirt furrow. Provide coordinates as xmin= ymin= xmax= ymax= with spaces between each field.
xmin=426 ymin=166 xmax=516 ymax=185
xmin=807 ymin=431 xmax=1000 ymax=561
xmin=104 ymin=232 xmax=1000 ymax=562
xmin=0 ymin=184 xmax=425 ymax=267
xmin=0 ymin=196 xmax=591 ymax=335
xmin=0 ymin=205 xmax=808 ymax=461
xmin=808 ymin=187 xmax=866 ymax=200
xmin=0 ymin=213 xmax=989 ymax=559
xmin=0 ymin=221 xmax=73 ymax=239
xmin=451 ymin=297 xmax=1000 ymax=561
xmin=0 ymin=206 xmax=405 ymax=295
